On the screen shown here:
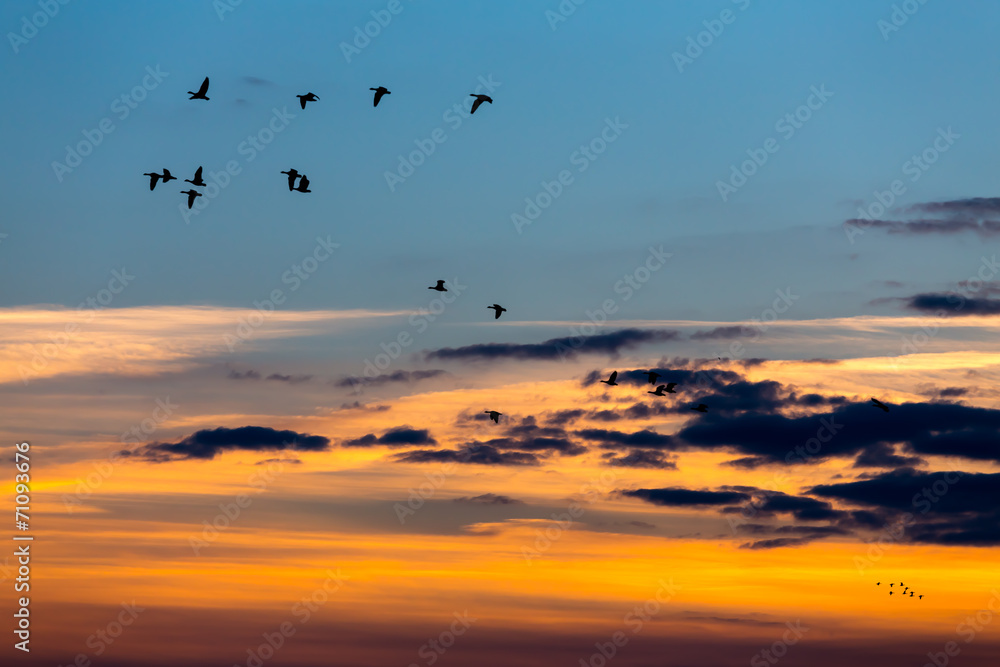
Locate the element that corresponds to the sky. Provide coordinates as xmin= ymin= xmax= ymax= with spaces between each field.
xmin=3 ymin=1 xmax=1000 ymax=665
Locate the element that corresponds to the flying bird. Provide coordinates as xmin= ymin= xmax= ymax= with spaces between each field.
xmin=428 ymin=280 xmax=447 ymax=292
xmin=370 ymin=86 xmax=390 ymax=107
xmin=600 ymin=371 xmax=618 ymax=386
xmin=180 ymin=189 xmax=202 ymax=209
xmin=910 ymin=592 xmax=914 ymax=597
xmin=297 ymin=92 xmax=320 ymax=109
xmin=470 ymin=94 xmax=492 ymax=114
xmin=643 ymin=371 xmax=661 ymax=385
xmin=484 ymin=410 xmax=501 ymax=424
xmin=871 ymin=397 xmax=889 ymax=412
xmin=487 ymin=304 xmax=506 ymax=319
xmin=280 ymin=169 xmax=300 ymax=191
xmin=160 ymin=168 xmax=176 ymax=183
xmin=919 ymin=595 xmax=923 ymax=600
xmin=876 ymin=582 xmax=880 ymax=586
xmin=185 ymin=166 xmax=206 ymax=187
xmin=142 ymin=171 xmax=163 ymax=190
xmin=294 ymin=175 xmax=311 ymax=193
xmin=890 ymin=583 xmax=894 ymax=587
xmin=664 ymin=382 xmax=678 ymax=393
xmin=648 ymin=385 xmax=667 ymax=397
xmin=691 ymin=404 xmax=708 ymax=413
xmin=889 ymin=591 xmax=893 ymax=596
xmin=188 ymin=77 xmax=210 ymax=100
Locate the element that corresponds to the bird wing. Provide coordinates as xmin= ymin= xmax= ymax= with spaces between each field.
xmin=609 ymin=371 xmax=617 ymax=382
xmin=667 ymin=383 xmax=677 ymax=389
xmin=300 ymin=96 xmax=307 ymax=109
xmin=194 ymin=166 xmax=203 ymax=180
xmin=471 ymin=98 xmax=484 ymax=114
xmin=300 ymin=176 xmax=309 ymax=189
xmin=494 ymin=309 xmax=502 ymax=319
xmin=373 ymin=90 xmax=384 ymax=106
xmin=198 ymin=77 xmax=209 ymax=95
xmin=162 ymin=169 xmax=172 ymax=178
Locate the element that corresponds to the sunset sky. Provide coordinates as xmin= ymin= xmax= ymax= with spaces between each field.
xmin=3 ymin=1 xmax=1000 ymax=666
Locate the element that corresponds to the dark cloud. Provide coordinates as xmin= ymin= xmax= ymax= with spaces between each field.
xmin=254 ymin=457 xmax=302 ymax=465
xmin=577 ymin=428 xmax=677 ymax=450
xmin=621 ymin=488 xmax=751 ymax=507
xmin=853 ymin=443 xmax=924 ymax=468
xmin=602 ymin=449 xmax=677 ymax=469
xmin=393 ymin=444 xmax=539 ymax=466
xmin=266 ymin=373 xmax=314 ymax=384
xmin=342 ymin=427 xmax=436 ymax=448
xmin=136 ymin=426 xmax=329 ymax=461
xmin=425 ymin=328 xmax=680 ymax=361
xmin=333 ymin=369 xmax=447 ymax=388
xmin=452 ymin=494 xmax=524 ymax=505
xmin=904 ymin=293 xmax=1000 ymax=316
xmin=689 ymin=326 xmax=755 ymax=340
xmin=339 ymin=401 xmax=391 ymax=412
xmin=810 ymin=469 xmax=1000 ymax=545
xmin=909 ymin=197 xmax=1000 ymax=216
xmin=938 ymin=387 xmax=968 ymax=398
xmin=228 ymin=369 xmax=261 ymax=380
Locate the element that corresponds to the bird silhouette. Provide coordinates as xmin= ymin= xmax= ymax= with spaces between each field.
xmin=910 ymin=592 xmax=914 ymax=597
xmin=871 ymin=397 xmax=889 ymax=412
xmin=691 ymin=404 xmax=708 ymax=413
xmin=919 ymin=595 xmax=923 ymax=600
xmin=185 ymin=166 xmax=206 ymax=187
xmin=900 ymin=582 xmax=904 ymax=586
xmin=188 ymin=77 xmax=210 ymax=100
xmin=160 ymin=168 xmax=176 ymax=183
xmin=370 ymin=86 xmax=390 ymax=107
xmin=180 ymin=189 xmax=202 ymax=209
xmin=280 ymin=169 xmax=300 ymax=191
xmin=648 ymin=385 xmax=667 ymax=396
xmin=665 ymin=382 xmax=678 ymax=393
xmin=143 ymin=171 xmax=163 ymax=190
xmin=890 ymin=583 xmax=894 ymax=587
xmin=889 ymin=591 xmax=894 ymax=596
xmin=484 ymin=410 xmax=501 ymax=424
xmin=428 ymin=280 xmax=447 ymax=292
xmin=487 ymin=304 xmax=506 ymax=319
xmin=643 ymin=371 xmax=661 ymax=385
xmin=297 ymin=92 xmax=319 ymax=109
xmin=600 ymin=371 xmax=618 ymax=386
xmin=294 ymin=175 xmax=311 ymax=193
xmin=470 ymin=94 xmax=492 ymax=114
xmin=876 ymin=582 xmax=881 ymax=586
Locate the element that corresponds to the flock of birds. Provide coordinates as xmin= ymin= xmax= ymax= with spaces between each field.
xmin=143 ymin=77 xmax=494 ymax=207
xmin=591 ymin=369 xmax=893 ymax=415
xmin=877 ymin=581 xmax=924 ymax=600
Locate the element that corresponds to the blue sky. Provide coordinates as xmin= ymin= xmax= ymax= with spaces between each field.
xmin=3 ymin=0 xmax=999 ymax=323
